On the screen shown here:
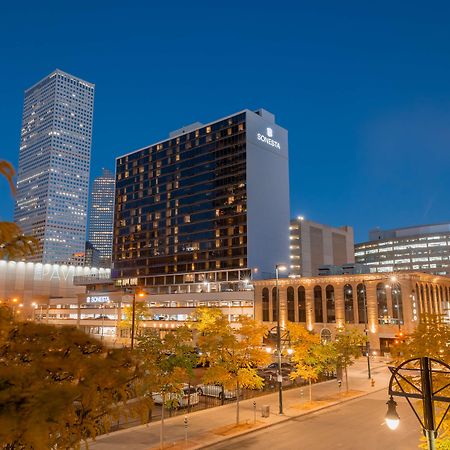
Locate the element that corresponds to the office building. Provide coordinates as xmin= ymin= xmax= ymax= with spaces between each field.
xmin=289 ymin=218 xmax=354 ymax=277
xmin=88 ymin=168 xmax=115 ymax=267
xmin=84 ymin=241 xmax=100 ymax=268
xmin=355 ymin=223 xmax=450 ymax=275
xmin=113 ymin=108 xmax=290 ymax=293
xmin=254 ymin=272 xmax=450 ymax=354
xmin=14 ymin=69 xmax=95 ymax=264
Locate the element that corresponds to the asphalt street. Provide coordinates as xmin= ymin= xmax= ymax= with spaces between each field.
xmin=207 ymin=389 xmax=421 ymax=450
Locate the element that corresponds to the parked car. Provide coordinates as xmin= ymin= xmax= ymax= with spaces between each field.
xmin=264 ymin=362 xmax=294 ymax=375
xmin=196 ymin=384 xmax=237 ymax=400
xmin=152 ymin=384 xmax=199 ymax=408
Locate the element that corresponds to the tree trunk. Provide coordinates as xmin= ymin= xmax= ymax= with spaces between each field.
xmin=236 ymin=380 xmax=240 ymax=425
xmin=160 ymin=394 xmax=165 ymax=450
xmin=345 ymin=365 xmax=349 ymax=392
xmin=188 ymin=381 xmax=191 ymax=413
xmin=309 ymin=379 xmax=312 ymax=402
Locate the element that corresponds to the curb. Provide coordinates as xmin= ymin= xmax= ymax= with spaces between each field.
xmin=195 ymin=385 xmax=387 ymax=449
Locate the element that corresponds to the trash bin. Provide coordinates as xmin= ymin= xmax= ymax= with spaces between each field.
xmin=261 ymin=405 xmax=270 ymax=418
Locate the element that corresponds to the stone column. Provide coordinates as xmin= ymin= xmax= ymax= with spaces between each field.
xmin=334 ymin=282 xmax=344 ymax=328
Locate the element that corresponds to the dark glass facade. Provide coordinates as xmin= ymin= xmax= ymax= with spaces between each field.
xmin=114 ymin=113 xmax=249 ymax=284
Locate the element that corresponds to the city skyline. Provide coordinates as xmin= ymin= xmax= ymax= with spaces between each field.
xmin=2 ymin=3 xmax=450 ymax=243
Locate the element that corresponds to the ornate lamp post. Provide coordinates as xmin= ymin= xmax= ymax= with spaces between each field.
xmin=386 ymin=357 xmax=450 ymax=450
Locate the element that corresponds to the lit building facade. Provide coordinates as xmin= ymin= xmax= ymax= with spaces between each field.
xmin=355 ymin=223 xmax=450 ymax=276
xmin=14 ymin=69 xmax=95 ymax=264
xmin=0 ymin=260 xmax=109 ymax=320
xmin=113 ymin=109 xmax=290 ymax=293
xmin=289 ymin=218 xmax=354 ymax=277
xmin=88 ymin=168 xmax=115 ymax=267
xmin=254 ymin=272 xmax=450 ymax=354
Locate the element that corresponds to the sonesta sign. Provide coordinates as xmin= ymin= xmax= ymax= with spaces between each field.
xmin=257 ymin=127 xmax=281 ymax=149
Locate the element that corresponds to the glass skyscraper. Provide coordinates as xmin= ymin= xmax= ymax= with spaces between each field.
xmin=113 ymin=109 xmax=290 ymax=291
xmin=14 ymin=69 xmax=94 ymax=264
xmin=88 ymin=168 xmax=115 ymax=267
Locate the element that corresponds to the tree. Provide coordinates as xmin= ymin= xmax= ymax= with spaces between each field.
xmin=392 ymin=314 xmax=450 ymax=361
xmin=0 ymin=160 xmax=38 ymax=259
xmin=0 ymin=306 xmax=147 ymax=449
xmin=287 ymin=323 xmax=336 ymax=401
xmin=194 ymin=308 xmax=270 ymax=425
xmin=135 ymin=326 xmax=197 ymax=449
xmin=119 ymin=300 xmax=150 ymax=338
xmin=334 ymin=326 xmax=367 ymax=392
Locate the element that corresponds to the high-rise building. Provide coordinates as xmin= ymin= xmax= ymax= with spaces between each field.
xmin=87 ymin=168 xmax=115 ymax=267
xmin=113 ymin=109 xmax=290 ymax=291
xmin=355 ymin=223 xmax=450 ymax=276
xmin=14 ymin=69 xmax=95 ymax=264
xmin=289 ymin=218 xmax=355 ymax=277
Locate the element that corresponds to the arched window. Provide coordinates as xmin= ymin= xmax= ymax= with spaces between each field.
xmin=325 ymin=285 xmax=335 ymax=323
xmin=287 ymin=287 xmax=295 ymax=322
xmin=262 ymin=288 xmax=269 ymax=322
xmin=391 ymin=284 xmax=403 ymax=324
xmin=377 ymin=283 xmax=388 ymax=324
xmin=314 ymin=286 xmax=323 ymax=323
xmin=298 ymin=286 xmax=306 ymax=322
xmin=344 ymin=284 xmax=354 ymax=323
xmin=320 ymin=328 xmax=332 ymax=343
xmin=357 ymin=283 xmax=366 ymax=324
xmin=272 ymin=287 xmax=278 ymax=321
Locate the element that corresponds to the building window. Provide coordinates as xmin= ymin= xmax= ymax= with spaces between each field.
xmin=287 ymin=287 xmax=295 ymax=322
xmin=344 ymin=284 xmax=354 ymax=323
xmin=377 ymin=283 xmax=388 ymax=324
xmin=392 ymin=284 xmax=403 ymax=324
xmin=325 ymin=285 xmax=335 ymax=323
xmin=314 ymin=286 xmax=323 ymax=323
xmin=357 ymin=283 xmax=367 ymax=324
xmin=272 ymin=287 xmax=278 ymax=322
xmin=298 ymin=286 xmax=306 ymax=322
xmin=262 ymin=287 xmax=269 ymax=322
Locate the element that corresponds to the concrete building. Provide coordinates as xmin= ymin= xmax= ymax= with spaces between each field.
xmin=88 ymin=168 xmax=115 ymax=267
xmin=113 ymin=108 xmax=290 ymax=294
xmin=0 ymin=260 xmax=109 ymax=320
xmin=14 ymin=69 xmax=95 ymax=264
xmin=44 ymin=277 xmax=254 ymax=343
xmin=254 ymin=272 xmax=450 ymax=354
xmin=289 ymin=218 xmax=354 ymax=277
xmin=355 ymin=223 xmax=450 ymax=276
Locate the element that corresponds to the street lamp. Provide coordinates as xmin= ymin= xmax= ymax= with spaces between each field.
xmin=385 ymin=396 xmax=400 ymax=430
xmin=130 ymin=289 xmax=145 ymax=350
xmin=386 ymin=357 xmax=450 ymax=449
xmin=275 ymin=263 xmax=287 ymax=415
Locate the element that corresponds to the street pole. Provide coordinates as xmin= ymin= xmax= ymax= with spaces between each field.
xmin=131 ymin=291 xmax=136 ymax=350
xmin=362 ymin=283 xmax=371 ymax=379
xmin=421 ymin=357 xmax=437 ymax=450
xmin=276 ymin=264 xmax=283 ymax=415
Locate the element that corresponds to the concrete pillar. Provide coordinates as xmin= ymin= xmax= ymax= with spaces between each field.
xmin=334 ymin=283 xmax=344 ymax=328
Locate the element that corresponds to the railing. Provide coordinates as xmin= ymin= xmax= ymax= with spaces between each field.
xmin=73 ymin=274 xmax=113 ymax=285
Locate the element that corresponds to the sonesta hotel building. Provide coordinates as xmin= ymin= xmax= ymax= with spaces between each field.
xmin=113 ymin=109 xmax=290 ymax=293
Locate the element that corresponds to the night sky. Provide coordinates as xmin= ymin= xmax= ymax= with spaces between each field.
xmin=1 ymin=1 xmax=450 ymax=242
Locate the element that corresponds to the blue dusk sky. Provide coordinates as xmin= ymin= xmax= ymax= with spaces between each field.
xmin=1 ymin=1 xmax=450 ymax=242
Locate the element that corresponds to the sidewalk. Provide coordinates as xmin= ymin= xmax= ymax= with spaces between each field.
xmin=88 ymin=358 xmax=390 ymax=450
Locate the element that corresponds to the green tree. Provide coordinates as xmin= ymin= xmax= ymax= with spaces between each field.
xmin=0 ymin=307 xmax=147 ymax=449
xmin=334 ymin=326 xmax=367 ymax=392
xmin=194 ymin=308 xmax=270 ymax=424
xmin=287 ymin=323 xmax=336 ymax=401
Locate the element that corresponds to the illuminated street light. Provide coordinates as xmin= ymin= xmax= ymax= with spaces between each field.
xmin=385 ymin=397 xmax=400 ymax=430
xmin=275 ymin=263 xmax=287 ymax=415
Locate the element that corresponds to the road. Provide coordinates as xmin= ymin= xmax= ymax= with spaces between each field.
xmin=207 ymin=389 xmax=421 ymax=450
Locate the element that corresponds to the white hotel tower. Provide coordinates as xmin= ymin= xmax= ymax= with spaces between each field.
xmin=14 ymin=69 xmax=95 ymax=264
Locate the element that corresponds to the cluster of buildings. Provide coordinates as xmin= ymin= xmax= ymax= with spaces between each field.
xmin=3 ymin=68 xmax=450 ymax=353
